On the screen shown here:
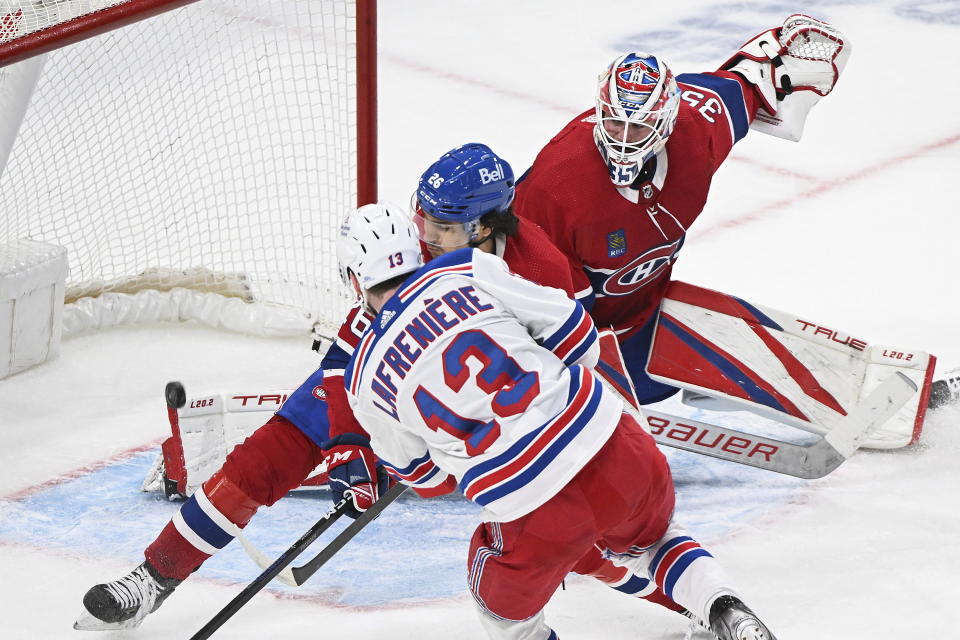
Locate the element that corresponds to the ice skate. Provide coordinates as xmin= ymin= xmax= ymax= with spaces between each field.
xmin=73 ymin=561 xmax=181 ymax=631
xmin=708 ymin=595 xmax=777 ymax=640
xmin=682 ymin=608 xmax=719 ymax=639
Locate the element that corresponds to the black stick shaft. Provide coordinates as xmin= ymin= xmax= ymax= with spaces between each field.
xmin=291 ymin=483 xmax=407 ymax=585
xmin=188 ymin=499 xmax=348 ymax=640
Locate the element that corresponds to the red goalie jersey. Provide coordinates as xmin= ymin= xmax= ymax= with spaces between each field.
xmin=515 ymin=71 xmax=763 ymax=340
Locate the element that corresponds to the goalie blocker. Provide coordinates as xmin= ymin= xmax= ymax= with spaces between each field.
xmin=645 ymin=281 xmax=936 ymax=450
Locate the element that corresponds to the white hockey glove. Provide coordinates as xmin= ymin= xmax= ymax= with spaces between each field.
xmin=721 ymin=14 xmax=851 ymax=141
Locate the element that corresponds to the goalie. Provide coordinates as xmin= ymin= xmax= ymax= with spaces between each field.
xmin=515 ymin=14 xmax=854 ymax=405
xmin=513 ymin=14 xmax=933 ymax=449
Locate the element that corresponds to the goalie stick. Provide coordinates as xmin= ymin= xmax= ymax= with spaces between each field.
xmin=594 ymin=331 xmax=917 ymax=479
xmin=642 ymin=371 xmax=913 ymax=479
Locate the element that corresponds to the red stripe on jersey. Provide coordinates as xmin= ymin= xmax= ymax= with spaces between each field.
xmin=553 ymin=313 xmax=595 ymax=362
xmin=464 ymin=373 xmax=594 ymax=500
xmin=399 ymin=264 xmax=473 ymax=302
xmin=349 ymin=332 xmax=376 ymax=396
xmin=392 ymin=457 xmax=439 ymax=484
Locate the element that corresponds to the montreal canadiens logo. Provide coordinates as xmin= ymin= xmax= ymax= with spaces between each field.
xmin=312 ymin=385 xmax=327 ymax=400
xmin=588 ymin=238 xmax=683 ymax=297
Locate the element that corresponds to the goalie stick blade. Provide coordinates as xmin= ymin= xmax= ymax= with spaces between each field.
xmin=824 ymin=371 xmax=917 ymax=459
xmin=646 ymin=372 xmax=917 ymax=479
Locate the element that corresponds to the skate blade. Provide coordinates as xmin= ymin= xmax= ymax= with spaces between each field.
xmin=73 ymin=608 xmax=142 ymax=631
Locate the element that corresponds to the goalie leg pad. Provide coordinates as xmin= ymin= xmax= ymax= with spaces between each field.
xmin=619 ymin=316 xmax=680 ymax=405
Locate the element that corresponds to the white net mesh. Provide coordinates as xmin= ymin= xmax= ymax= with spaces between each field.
xmin=0 ymin=0 xmax=358 ymax=336
xmin=1 ymin=1 xmax=131 ymax=40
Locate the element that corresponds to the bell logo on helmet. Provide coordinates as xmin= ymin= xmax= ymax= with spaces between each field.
xmin=478 ymin=165 xmax=503 ymax=185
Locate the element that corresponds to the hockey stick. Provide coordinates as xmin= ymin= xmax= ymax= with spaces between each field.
xmin=235 ymin=529 xmax=298 ymax=587
xmin=233 ymin=482 xmax=408 ymax=587
xmin=188 ymin=496 xmax=351 ymax=640
xmin=642 ymin=372 xmax=915 ymax=479
xmin=290 ymin=482 xmax=407 ymax=585
xmin=594 ymin=330 xmax=917 ymax=478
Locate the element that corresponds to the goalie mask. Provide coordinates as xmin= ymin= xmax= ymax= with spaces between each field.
xmin=412 ymin=142 xmax=515 ymax=256
xmin=594 ymin=52 xmax=680 ymax=187
xmin=337 ymin=202 xmax=423 ymax=306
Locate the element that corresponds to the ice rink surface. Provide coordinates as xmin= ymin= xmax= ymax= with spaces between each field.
xmin=1 ymin=0 xmax=959 ymax=638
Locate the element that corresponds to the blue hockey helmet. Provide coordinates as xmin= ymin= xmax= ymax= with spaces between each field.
xmin=416 ymin=143 xmax=515 ymax=222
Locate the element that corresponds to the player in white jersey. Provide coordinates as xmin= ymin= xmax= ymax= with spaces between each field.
xmin=337 ymin=207 xmax=778 ymax=640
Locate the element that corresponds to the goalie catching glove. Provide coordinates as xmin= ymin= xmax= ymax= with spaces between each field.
xmin=722 ymin=14 xmax=851 ymax=140
xmin=321 ymin=434 xmax=392 ymax=519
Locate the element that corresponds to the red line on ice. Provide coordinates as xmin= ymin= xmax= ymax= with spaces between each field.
xmin=692 ymin=131 xmax=960 ymax=239
xmin=1 ymin=438 xmax=164 ymax=502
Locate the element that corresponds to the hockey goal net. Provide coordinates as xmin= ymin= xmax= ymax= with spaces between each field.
xmin=0 ymin=0 xmax=376 ymax=338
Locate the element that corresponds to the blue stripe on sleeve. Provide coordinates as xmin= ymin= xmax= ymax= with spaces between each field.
xmin=563 ymin=326 xmax=598 ymax=366
xmin=677 ymin=72 xmax=750 ymax=142
xmin=542 ymin=304 xmax=585 ymax=351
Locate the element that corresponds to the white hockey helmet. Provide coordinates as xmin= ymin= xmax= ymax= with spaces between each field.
xmin=336 ymin=202 xmax=423 ymax=299
xmin=594 ymin=52 xmax=681 ymax=186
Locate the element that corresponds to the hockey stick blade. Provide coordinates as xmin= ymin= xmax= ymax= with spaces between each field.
xmin=291 ymin=482 xmax=408 ymax=586
xmin=236 ymin=530 xmax=298 ymax=587
xmin=189 ymin=497 xmax=350 ymax=640
xmin=646 ymin=372 xmax=917 ymax=479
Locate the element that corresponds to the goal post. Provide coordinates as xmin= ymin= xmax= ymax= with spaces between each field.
xmin=0 ymin=0 xmax=377 ymax=338
xmin=0 ymin=1 xmax=201 ymax=66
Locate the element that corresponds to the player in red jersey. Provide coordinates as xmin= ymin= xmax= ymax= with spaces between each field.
xmin=515 ymin=15 xmax=849 ymax=404
xmin=74 ymin=144 xmax=687 ymax=630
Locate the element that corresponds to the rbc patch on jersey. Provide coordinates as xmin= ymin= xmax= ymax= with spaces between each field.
xmin=607 ymin=229 xmax=627 ymax=257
